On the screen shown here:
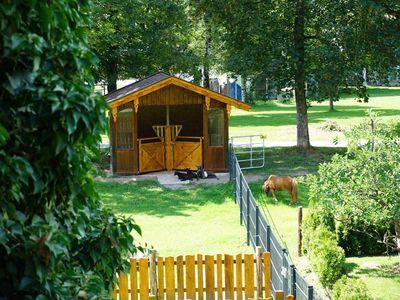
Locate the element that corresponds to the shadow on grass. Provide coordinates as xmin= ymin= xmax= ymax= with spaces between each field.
xmin=340 ymin=86 xmax=400 ymax=99
xmin=345 ymin=261 xmax=400 ymax=280
xmin=97 ymin=180 xmax=233 ymax=217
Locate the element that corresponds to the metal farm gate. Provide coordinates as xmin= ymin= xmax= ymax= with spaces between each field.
xmin=230 ymin=135 xmax=265 ymax=170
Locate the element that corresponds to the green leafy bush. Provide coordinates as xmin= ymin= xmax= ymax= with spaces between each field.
xmin=331 ymin=276 xmax=372 ymax=300
xmin=0 ymin=0 xmax=141 ymax=298
xmin=307 ymin=226 xmax=346 ymax=287
xmin=304 ymin=115 xmax=399 ymax=256
xmin=302 ymin=203 xmax=335 ymax=254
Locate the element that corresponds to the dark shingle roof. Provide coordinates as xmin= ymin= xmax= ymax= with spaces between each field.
xmin=105 ymin=72 xmax=170 ymax=103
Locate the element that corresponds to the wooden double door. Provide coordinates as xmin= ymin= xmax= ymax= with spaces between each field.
xmin=139 ymin=131 xmax=202 ymax=173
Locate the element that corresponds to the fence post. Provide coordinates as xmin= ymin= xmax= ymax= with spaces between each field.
xmin=307 ymin=286 xmax=314 ymax=300
xmin=229 ymin=143 xmax=233 ymax=182
xmin=246 ymin=187 xmax=250 ymax=246
xmin=291 ymin=265 xmax=296 ymax=299
xmin=239 ymin=173 xmax=243 ymax=204
xmin=240 ymin=188 xmax=243 ymax=225
xmin=150 ymin=250 xmax=158 ymax=299
xmin=298 ymin=206 xmax=303 ymax=257
xmin=232 ymin=151 xmax=237 ymax=202
xmin=255 ymin=206 xmax=260 ymax=246
xmin=282 ymin=249 xmax=288 ymax=295
xmin=266 ymin=225 xmax=271 ymax=252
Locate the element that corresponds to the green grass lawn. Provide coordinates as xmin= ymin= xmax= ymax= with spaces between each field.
xmin=345 ymin=256 xmax=400 ymax=300
xmin=230 ymin=86 xmax=400 ymax=143
xmin=237 ymin=146 xmax=346 ymax=176
xmin=97 ymin=181 xmax=251 ymax=256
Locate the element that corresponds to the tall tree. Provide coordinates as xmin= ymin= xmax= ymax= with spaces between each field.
xmin=0 ymin=0 xmax=140 ymax=297
xmin=90 ymin=0 xmax=200 ymax=92
xmin=186 ymin=0 xmax=225 ymax=88
xmin=210 ymin=0 xmax=400 ymax=148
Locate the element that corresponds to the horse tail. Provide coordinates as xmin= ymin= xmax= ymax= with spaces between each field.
xmin=292 ymin=178 xmax=298 ymax=204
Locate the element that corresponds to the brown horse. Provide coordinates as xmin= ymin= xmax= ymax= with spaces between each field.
xmin=262 ymin=175 xmax=298 ymax=205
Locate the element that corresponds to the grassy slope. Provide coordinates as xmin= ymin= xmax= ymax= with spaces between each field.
xmin=97 ymin=181 xmax=251 ymax=256
xmin=230 ymin=86 xmax=400 ymax=143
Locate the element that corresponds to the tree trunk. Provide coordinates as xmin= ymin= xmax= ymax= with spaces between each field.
xmin=241 ymin=75 xmax=247 ymax=102
xmin=395 ymin=220 xmax=400 ymax=253
xmin=106 ymin=61 xmax=118 ymax=93
xmin=294 ymin=0 xmax=311 ymax=149
xmin=329 ymin=96 xmax=334 ymax=112
xmin=203 ymin=14 xmax=211 ymax=89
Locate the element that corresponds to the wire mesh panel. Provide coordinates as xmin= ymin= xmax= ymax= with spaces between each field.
xmin=295 ymin=270 xmax=310 ymax=300
xmin=230 ymin=144 xmax=315 ymax=300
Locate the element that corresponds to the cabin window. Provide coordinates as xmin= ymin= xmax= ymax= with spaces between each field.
xmin=208 ymin=107 xmax=224 ymax=147
xmin=117 ymin=108 xmax=133 ymax=149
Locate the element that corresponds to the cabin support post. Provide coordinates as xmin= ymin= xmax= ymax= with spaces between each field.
xmin=165 ymin=126 xmax=173 ymax=171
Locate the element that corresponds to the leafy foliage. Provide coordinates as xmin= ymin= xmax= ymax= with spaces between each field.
xmin=89 ymin=0 xmax=200 ymax=92
xmin=203 ymin=0 xmax=400 ymax=146
xmin=331 ymin=275 xmax=372 ymax=300
xmin=306 ymin=225 xmax=346 ymax=287
xmin=0 ymin=0 xmax=141 ymax=298
xmin=305 ymin=113 xmax=400 ymax=255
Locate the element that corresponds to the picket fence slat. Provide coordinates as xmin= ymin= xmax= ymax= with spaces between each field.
xmin=216 ymin=254 xmax=223 ymax=299
xmin=235 ymin=254 xmax=243 ymax=300
xmin=130 ymin=258 xmax=138 ymax=300
xmin=197 ymin=254 xmax=204 ymax=300
xmin=157 ymin=257 xmax=164 ymax=300
xmin=139 ymin=258 xmax=149 ymax=300
xmin=275 ymin=290 xmax=284 ymax=300
xmin=205 ymin=255 xmax=215 ymax=300
xmin=115 ymin=249 xmax=278 ymax=300
xmin=224 ymin=254 xmax=234 ymax=300
xmin=186 ymin=255 xmax=196 ymax=300
xmin=119 ymin=271 xmax=129 ymax=300
xmin=177 ymin=256 xmax=184 ymax=300
xmin=264 ymin=252 xmax=271 ymax=298
xmin=244 ymin=254 xmax=254 ymax=300
xmin=165 ymin=257 xmax=175 ymax=300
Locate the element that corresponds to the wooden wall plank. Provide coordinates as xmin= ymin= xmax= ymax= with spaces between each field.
xmin=186 ymin=255 xmax=196 ymax=300
xmin=235 ymin=254 xmax=243 ymax=300
xmin=165 ymin=257 xmax=175 ymax=300
xmin=264 ymin=252 xmax=271 ymax=298
xmin=244 ymin=254 xmax=255 ymax=300
xmin=177 ymin=256 xmax=184 ymax=300
xmin=224 ymin=254 xmax=234 ymax=300
xmin=197 ymin=254 xmax=204 ymax=300
xmin=119 ymin=271 xmax=129 ymax=300
xmin=139 ymin=258 xmax=149 ymax=300
xmin=130 ymin=258 xmax=138 ymax=300
xmin=157 ymin=257 xmax=164 ymax=300
xmin=205 ymin=255 xmax=215 ymax=300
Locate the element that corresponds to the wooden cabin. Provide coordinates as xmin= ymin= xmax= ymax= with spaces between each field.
xmin=105 ymin=72 xmax=251 ymax=175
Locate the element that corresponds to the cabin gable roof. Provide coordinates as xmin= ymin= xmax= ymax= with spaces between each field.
xmin=105 ymin=72 xmax=251 ymax=111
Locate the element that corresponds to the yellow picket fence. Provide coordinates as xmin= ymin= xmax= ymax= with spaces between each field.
xmin=113 ymin=248 xmax=294 ymax=300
